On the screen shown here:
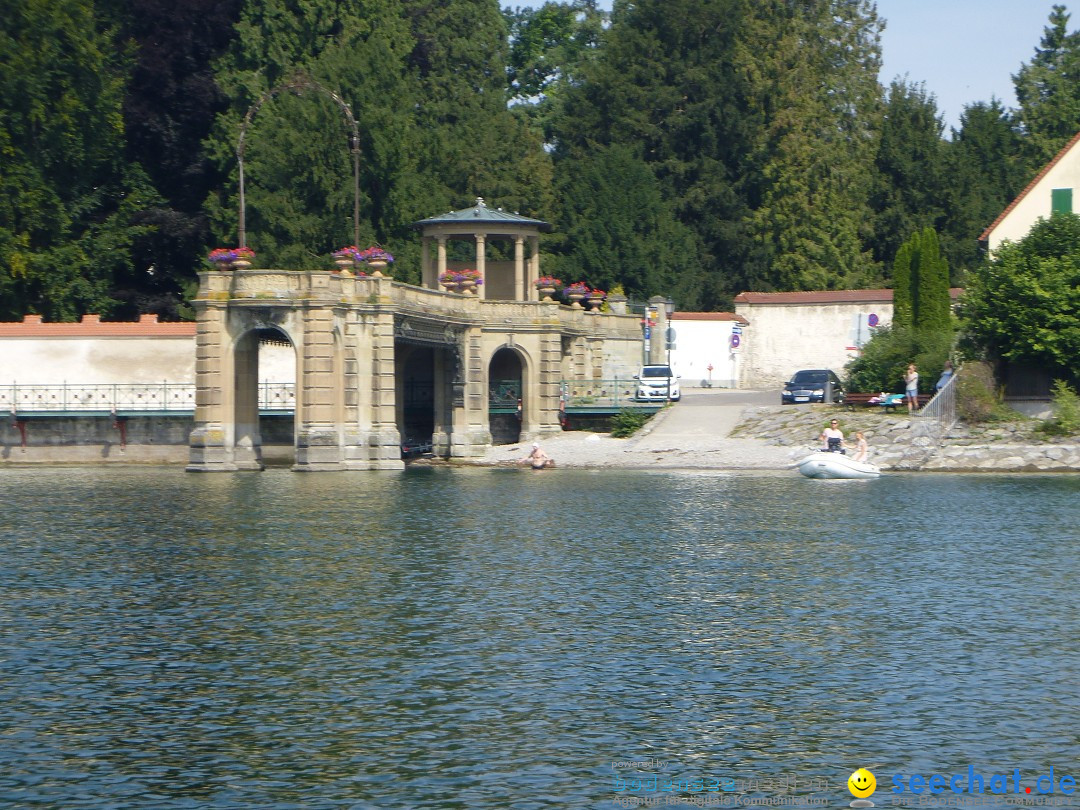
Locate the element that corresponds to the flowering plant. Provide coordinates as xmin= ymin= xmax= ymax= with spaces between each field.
xmin=439 ymin=269 xmax=483 ymax=285
xmin=587 ymin=287 xmax=607 ymax=298
xmin=332 ymin=245 xmax=362 ymax=261
xmin=534 ymin=276 xmax=563 ymax=289
xmin=208 ymin=246 xmax=255 ymax=263
xmin=357 ymin=246 xmax=394 ymax=264
xmin=563 ymin=281 xmax=591 ymax=296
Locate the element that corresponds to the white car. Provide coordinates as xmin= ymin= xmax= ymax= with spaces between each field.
xmin=634 ymin=365 xmax=681 ymax=401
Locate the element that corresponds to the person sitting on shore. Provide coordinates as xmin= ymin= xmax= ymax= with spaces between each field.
xmin=521 ymin=442 xmax=555 ymax=469
xmin=819 ymin=420 xmax=845 ymax=454
xmin=852 ymin=431 xmax=869 ymax=463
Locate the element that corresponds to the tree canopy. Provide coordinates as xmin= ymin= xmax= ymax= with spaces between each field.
xmin=1 ymin=0 xmax=1079 ymax=324
xmin=961 ymin=213 xmax=1080 ymax=383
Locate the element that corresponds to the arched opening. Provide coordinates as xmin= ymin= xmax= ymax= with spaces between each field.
xmin=488 ymin=347 xmax=523 ymax=444
xmin=234 ymin=326 xmax=296 ymax=468
xmin=398 ymin=346 xmax=435 ymax=457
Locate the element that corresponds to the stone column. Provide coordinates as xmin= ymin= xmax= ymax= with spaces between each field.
xmin=528 ymin=236 xmax=540 ymax=301
xmin=448 ymin=326 xmax=491 ymax=458
xmin=187 ymin=286 xmax=234 ymax=471
xmin=293 ymin=304 xmax=346 ymax=471
xmin=421 ymin=237 xmax=433 ymax=289
xmin=514 ymin=235 xmax=525 ymax=301
xmin=346 ymin=301 xmax=402 ymax=470
xmin=437 ymin=236 xmax=447 ymax=284
xmin=474 ymin=233 xmax=486 ymax=300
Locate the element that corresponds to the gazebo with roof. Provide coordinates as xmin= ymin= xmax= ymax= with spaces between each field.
xmin=413 ymin=197 xmax=551 ymax=301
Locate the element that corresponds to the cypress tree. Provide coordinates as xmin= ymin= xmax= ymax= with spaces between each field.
xmin=892 ymin=237 xmax=914 ymax=330
xmin=913 ymin=227 xmax=950 ymax=332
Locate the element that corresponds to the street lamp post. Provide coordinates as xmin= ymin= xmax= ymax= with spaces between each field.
xmin=664 ymin=297 xmax=675 ymax=400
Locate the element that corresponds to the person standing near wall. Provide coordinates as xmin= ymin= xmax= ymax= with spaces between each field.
xmin=905 ymin=363 xmax=919 ymax=414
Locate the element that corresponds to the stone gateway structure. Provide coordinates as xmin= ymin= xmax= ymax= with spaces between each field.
xmin=187 ymin=204 xmax=642 ymax=471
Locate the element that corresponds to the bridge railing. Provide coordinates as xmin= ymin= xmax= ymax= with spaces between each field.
xmin=2 ymin=382 xmax=296 ymax=413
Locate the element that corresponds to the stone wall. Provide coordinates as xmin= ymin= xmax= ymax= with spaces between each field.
xmin=1 ymin=415 xmax=294 ymax=464
xmin=732 ymin=405 xmax=1080 ymax=472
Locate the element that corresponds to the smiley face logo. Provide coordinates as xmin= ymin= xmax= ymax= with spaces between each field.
xmin=848 ymin=768 xmax=876 ymax=798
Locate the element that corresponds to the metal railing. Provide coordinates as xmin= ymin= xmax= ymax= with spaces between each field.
xmin=2 ymin=382 xmax=295 ymax=413
xmin=915 ymin=368 xmax=958 ymax=430
xmin=561 ymin=378 xmax=643 ymax=411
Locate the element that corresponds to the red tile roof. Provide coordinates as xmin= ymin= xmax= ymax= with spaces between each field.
xmin=979 ymin=129 xmax=1080 ymax=242
xmin=672 ymin=311 xmax=749 ymax=324
xmin=733 ymin=289 xmax=961 ymax=305
xmin=0 ymin=314 xmax=197 ymax=337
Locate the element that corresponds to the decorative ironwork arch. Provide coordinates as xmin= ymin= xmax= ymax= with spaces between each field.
xmin=236 ymin=74 xmax=361 ymax=248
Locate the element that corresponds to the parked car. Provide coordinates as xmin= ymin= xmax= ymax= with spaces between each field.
xmin=781 ymin=369 xmax=845 ymax=404
xmin=634 ymin=364 xmax=681 ymax=401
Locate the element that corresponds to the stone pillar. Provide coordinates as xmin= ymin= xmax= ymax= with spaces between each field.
xmin=474 ymin=233 xmax=486 ymax=300
xmin=528 ymin=236 xmax=540 ymax=301
xmin=431 ymin=345 xmax=454 ymax=457
xmin=514 ymin=235 xmax=525 ymax=301
xmin=421 ymin=237 xmax=433 ymax=289
xmin=536 ymin=329 xmax=565 ymax=437
xmin=437 ymin=237 xmax=447 ymax=283
xmin=448 ymin=326 xmax=491 ymax=458
xmin=293 ymin=305 xmax=346 ymax=471
xmin=346 ymin=303 xmax=402 ymax=470
xmin=187 ymin=290 xmax=234 ymax=471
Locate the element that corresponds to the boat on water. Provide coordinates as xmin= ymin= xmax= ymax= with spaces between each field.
xmin=796 ymin=451 xmax=881 ymax=480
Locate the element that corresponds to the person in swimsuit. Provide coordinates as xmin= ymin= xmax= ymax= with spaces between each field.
xmin=521 ymin=442 xmax=554 ymax=469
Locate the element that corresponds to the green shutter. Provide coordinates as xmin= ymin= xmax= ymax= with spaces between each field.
xmin=1052 ymin=187 xmax=1073 ymax=213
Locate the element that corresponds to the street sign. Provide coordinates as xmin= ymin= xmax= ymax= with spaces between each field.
xmin=731 ymin=325 xmax=743 ymax=334
xmin=644 ymin=325 xmax=651 ymax=339
xmin=730 ymin=334 xmax=740 ymax=348
xmin=666 ymin=327 xmax=676 ymax=344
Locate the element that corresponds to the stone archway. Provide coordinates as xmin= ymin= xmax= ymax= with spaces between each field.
xmin=233 ymin=325 xmax=297 ymax=469
xmin=488 ymin=347 xmax=525 ymax=444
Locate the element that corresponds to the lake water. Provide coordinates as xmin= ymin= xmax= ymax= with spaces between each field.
xmin=1 ymin=467 xmax=1078 ymax=809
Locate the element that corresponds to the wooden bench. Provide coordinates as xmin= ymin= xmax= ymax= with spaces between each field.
xmin=846 ymin=392 xmax=931 ymax=411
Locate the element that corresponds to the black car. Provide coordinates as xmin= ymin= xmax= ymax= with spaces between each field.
xmin=781 ymin=369 xmax=845 ymax=404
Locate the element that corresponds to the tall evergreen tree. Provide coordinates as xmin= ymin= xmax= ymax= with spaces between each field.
xmin=549 ymin=143 xmax=706 ymax=306
xmin=744 ymin=0 xmax=883 ymax=291
xmin=870 ymin=79 xmax=947 ymax=271
xmin=203 ymin=0 xmax=423 ymax=272
xmin=942 ymin=100 xmax=1027 ymax=280
xmin=1014 ymin=5 xmax=1080 ymax=169
xmin=0 ymin=0 xmax=157 ymax=321
xmin=891 ymin=227 xmax=950 ymax=332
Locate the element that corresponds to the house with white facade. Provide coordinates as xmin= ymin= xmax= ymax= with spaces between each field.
xmin=980 ymin=130 xmax=1080 ymax=253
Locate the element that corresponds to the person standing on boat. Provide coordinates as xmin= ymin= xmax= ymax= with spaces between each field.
xmin=819 ymin=419 xmax=845 ymax=453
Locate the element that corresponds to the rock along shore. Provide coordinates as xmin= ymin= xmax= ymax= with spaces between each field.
xmin=468 ymin=401 xmax=1080 ymax=473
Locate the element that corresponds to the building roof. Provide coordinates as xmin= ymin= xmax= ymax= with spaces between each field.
xmin=979 ymin=129 xmax=1080 ymax=242
xmin=733 ymin=289 xmax=961 ymax=305
xmin=413 ymin=197 xmax=552 ymax=231
xmin=0 ymin=314 xmax=197 ymax=337
xmin=672 ymin=311 xmax=749 ymax=325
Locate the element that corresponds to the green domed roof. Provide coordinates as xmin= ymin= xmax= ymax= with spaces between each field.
xmin=413 ymin=197 xmax=551 ymax=231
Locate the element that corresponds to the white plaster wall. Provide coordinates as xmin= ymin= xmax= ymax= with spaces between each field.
xmin=735 ymin=302 xmax=893 ymax=388
xmin=669 ymin=320 xmax=739 ymax=387
xmin=0 ymin=337 xmax=296 ymax=385
xmin=988 ymin=153 xmax=1080 ymax=251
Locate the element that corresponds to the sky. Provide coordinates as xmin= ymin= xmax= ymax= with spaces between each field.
xmin=501 ymin=0 xmax=1062 ymax=131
